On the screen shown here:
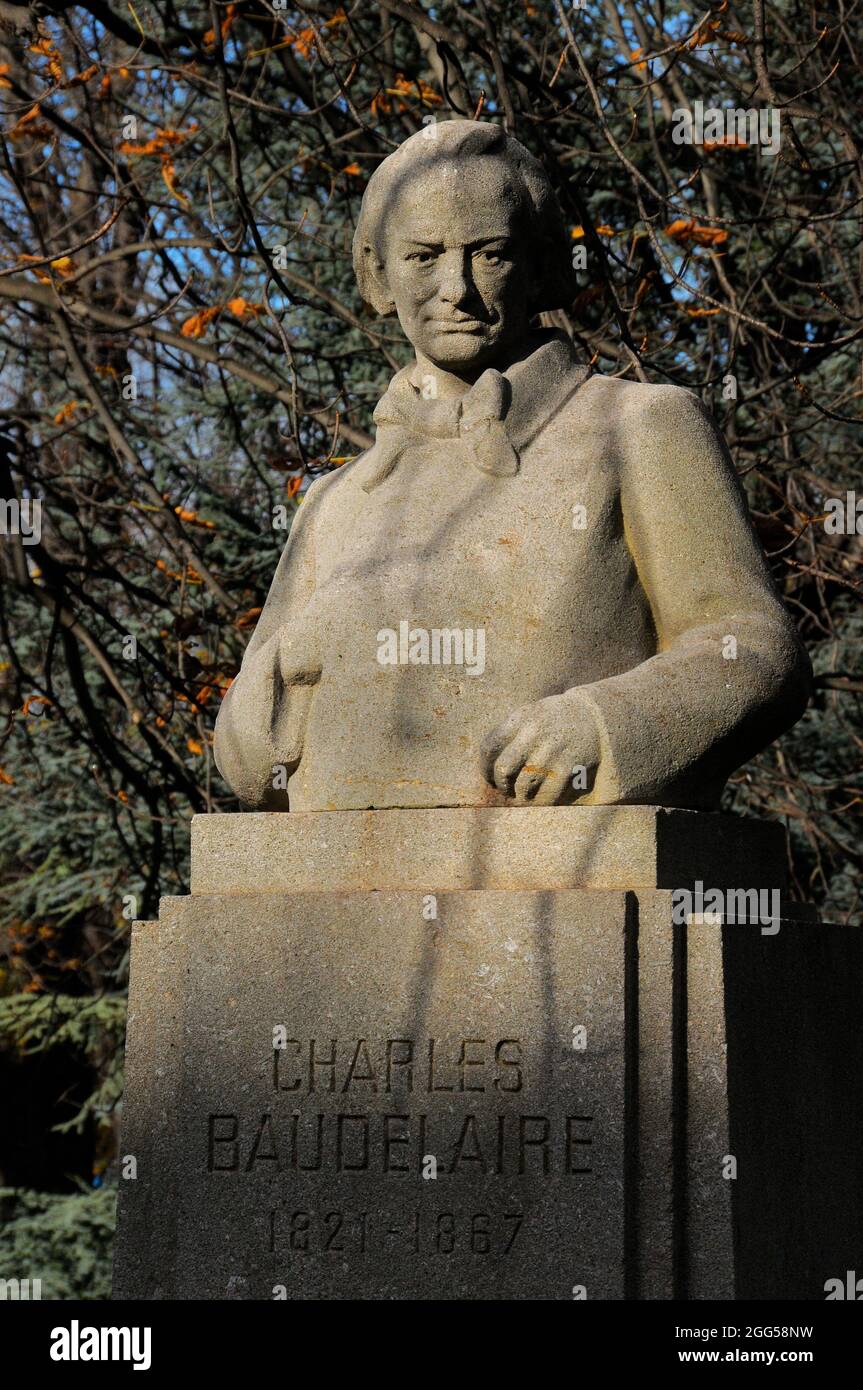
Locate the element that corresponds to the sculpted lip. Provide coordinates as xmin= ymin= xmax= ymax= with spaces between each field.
xmin=428 ymin=319 xmax=487 ymax=332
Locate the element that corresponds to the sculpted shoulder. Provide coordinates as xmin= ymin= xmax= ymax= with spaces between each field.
xmin=564 ymin=373 xmax=720 ymax=475
xmin=294 ymin=455 xmax=366 ymax=525
xmin=573 ymin=373 xmax=707 ymax=430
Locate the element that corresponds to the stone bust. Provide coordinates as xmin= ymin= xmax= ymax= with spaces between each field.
xmin=214 ymin=120 xmax=810 ymax=813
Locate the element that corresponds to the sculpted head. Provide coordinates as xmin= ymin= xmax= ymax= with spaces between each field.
xmin=353 ymin=121 xmax=574 ymax=376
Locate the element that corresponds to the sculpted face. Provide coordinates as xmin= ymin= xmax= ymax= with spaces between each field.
xmin=381 ymin=157 xmax=536 ymax=376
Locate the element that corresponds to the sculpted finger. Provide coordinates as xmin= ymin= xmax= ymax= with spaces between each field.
xmin=480 ymin=706 xmax=533 ymax=783
xmin=492 ymin=728 xmax=536 ymax=795
xmin=513 ymin=744 xmax=558 ymax=803
xmin=513 ymin=767 xmax=545 ymax=803
xmin=530 ymin=768 xmax=572 ymax=806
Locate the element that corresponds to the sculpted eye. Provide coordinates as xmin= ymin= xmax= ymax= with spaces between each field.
xmin=407 ymin=250 xmax=436 ymax=264
xmin=478 ymin=249 xmax=503 ymax=267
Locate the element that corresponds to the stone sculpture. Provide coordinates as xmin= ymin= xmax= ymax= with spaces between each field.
xmin=214 ymin=120 xmax=810 ymax=814
xmin=117 ymin=124 xmax=858 ymax=1308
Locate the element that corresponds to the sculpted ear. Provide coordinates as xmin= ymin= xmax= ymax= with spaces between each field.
xmin=357 ymin=241 xmax=396 ymax=316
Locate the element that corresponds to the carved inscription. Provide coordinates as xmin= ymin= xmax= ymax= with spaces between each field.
xmin=205 ymin=1036 xmax=594 ymax=1179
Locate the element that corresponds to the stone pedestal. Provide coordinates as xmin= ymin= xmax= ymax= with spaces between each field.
xmin=113 ymin=808 xmax=862 ymax=1301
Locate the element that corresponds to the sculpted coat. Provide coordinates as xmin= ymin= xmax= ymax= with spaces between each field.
xmin=214 ymin=122 xmax=810 ymax=813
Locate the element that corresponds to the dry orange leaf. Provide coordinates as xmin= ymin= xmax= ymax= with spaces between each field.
xmin=0 ymin=63 xmax=11 ymax=90
xmin=293 ymin=25 xmax=317 ymax=59
xmin=53 ymin=400 xmax=79 ymax=425
xmin=571 ymin=224 xmax=615 ymax=239
xmin=235 ymin=606 xmax=263 ymax=629
xmin=685 ymin=305 xmax=722 ymax=317
xmin=119 ymin=127 xmax=190 ymax=158
xmin=286 ymin=475 xmax=303 ymax=499
xmin=174 ymin=505 xmax=216 ymax=529
xmin=204 ymin=2 xmax=238 ymax=50
xmin=0 ymin=768 xmax=14 ymax=785
xmin=665 ymin=218 xmax=729 ymax=248
xmin=187 ymin=738 xmax=204 ymax=756
xmin=389 ymin=74 xmax=442 ymax=106
xmin=703 ymin=136 xmax=749 ymax=152
xmin=372 ymin=73 xmax=441 ymax=117
xmin=291 ymin=6 xmax=346 ymax=60
xmin=688 ymin=16 xmax=723 ymax=49
xmin=22 ymin=695 xmax=52 ymax=716
xmin=8 ymin=104 xmax=44 ymax=141
xmin=156 ymin=558 xmax=204 ymax=584
xmin=29 ymin=37 xmax=63 ymax=83
xmin=181 ymin=306 xmax=221 ymax=339
xmin=17 ymin=252 xmax=51 ymax=283
xmin=227 ymin=297 xmax=264 ymax=320
xmin=63 ymin=63 xmax=99 ymax=89
xmin=160 ymin=156 xmax=189 ymax=207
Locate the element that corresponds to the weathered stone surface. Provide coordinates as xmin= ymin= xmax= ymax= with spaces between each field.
xmin=114 ymin=875 xmax=859 ymax=1301
xmin=112 ymin=916 xmax=183 ymax=1302
xmin=724 ymin=919 xmax=863 ymax=1299
xmin=191 ymin=805 xmax=788 ymax=896
xmin=212 ymin=120 xmax=810 ymax=816
xmin=685 ymin=916 xmax=735 ymax=1300
xmin=115 ymin=890 xmax=634 ymax=1300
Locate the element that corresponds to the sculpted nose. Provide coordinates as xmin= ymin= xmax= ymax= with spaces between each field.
xmin=438 ymin=249 xmax=472 ymax=305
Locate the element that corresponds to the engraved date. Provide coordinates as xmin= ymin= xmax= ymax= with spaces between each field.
xmin=269 ymin=1208 xmax=524 ymax=1256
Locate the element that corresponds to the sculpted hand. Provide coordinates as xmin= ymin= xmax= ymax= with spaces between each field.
xmin=247 ymin=621 xmax=323 ymax=769
xmin=274 ymin=622 xmax=323 ymax=690
xmin=480 ymin=692 xmax=601 ymax=805
xmin=215 ymin=618 xmax=323 ymax=803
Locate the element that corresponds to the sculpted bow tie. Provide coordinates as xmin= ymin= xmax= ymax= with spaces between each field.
xmin=355 ymin=366 xmax=520 ymax=494
xmin=349 ymin=334 xmax=590 ymax=495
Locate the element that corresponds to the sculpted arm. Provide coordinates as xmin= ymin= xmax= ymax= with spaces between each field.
xmin=213 ymin=482 xmax=325 ymax=809
xmin=482 ymin=387 xmax=811 ymax=807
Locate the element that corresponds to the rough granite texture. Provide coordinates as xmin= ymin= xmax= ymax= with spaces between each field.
xmin=115 ymin=891 xmax=631 ymax=1301
xmin=213 ymin=120 xmax=810 ymax=815
xmin=190 ymin=805 xmax=788 ymax=895
xmin=113 ymin=885 xmax=858 ymax=1301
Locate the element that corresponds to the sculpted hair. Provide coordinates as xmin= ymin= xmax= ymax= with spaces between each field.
xmin=352 ymin=120 xmax=576 ymax=317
